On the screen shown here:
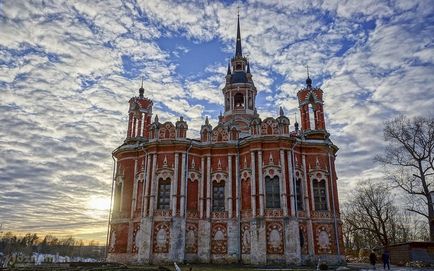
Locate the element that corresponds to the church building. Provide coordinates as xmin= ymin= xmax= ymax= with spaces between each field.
xmin=107 ymin=15 xmax=344 ymax=265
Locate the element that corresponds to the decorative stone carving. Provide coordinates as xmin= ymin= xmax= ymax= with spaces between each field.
xmin=211 ymin=223 xmax=227 ymax=254
xmin=211 ymin=172 xmax=227 ymax=184
xmin=153 ymin=209 xmax=172 ymax=217
xmin=132 ymin=223 xmax=141 ymax=253
xmin=185 ymin=223 xmax=198 ymax=254
xmin=241 ymin=223 xmax=251 ymax=254
xmin=153 ymin=222 xmax=170 ymax=253
xmin=312 ymin=211 xmax=332 ymax=219
xmin=261 ymin=117 xmax=279 ymax=135
xmin=211 ymin=126 xmax=229 ymax=142
xmin=265 ymin=208 xmax=284 ymax=218
xmin=241 ymin=169 xmax=251 ymax=181
xmin=266 ymin=222 xmax=284 ymax=254
xmin=263 ymin=165 xmax=281 ymax=178
xmin=211 ymin=211 xmax=228 ymax=219
xmin=187 ymin=210 xmax=199 ymax=219
xmin=158 ymin=122 xmax=176 ymax=140
xmin=316 ymin=225 xmax=332 ymax=254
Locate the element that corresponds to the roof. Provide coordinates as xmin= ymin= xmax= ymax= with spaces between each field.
xmin=230 ymin=71 xmax=248 ymax=84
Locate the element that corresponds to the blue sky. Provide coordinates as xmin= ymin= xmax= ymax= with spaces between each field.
xmin=0 ymin=0 xmax=433 ymax=242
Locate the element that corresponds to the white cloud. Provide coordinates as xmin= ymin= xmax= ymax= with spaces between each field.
xmin=0 ymin=0 xmax=433 ymax=240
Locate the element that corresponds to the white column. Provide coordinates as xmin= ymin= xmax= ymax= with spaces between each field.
xmin=180 ymin=153 xmax=186 ymax=217
xmin=303 ymin=154 xmax=315 ymax=256
xmin=143 ymin=154 xmax=152 ymax=216
xmin=227 ymin=155 xmax=233 ymax=217
xmin=206 ymin=155 xmax=212 ymax=218
xmin=287 ymin=151 xmax=295 ymax=216
xmin=148 ymin=154 xmax=157 ymax=215
xmin=250 ymin=152 xmax=256 ymax=218
xmin=199 ymin=157 xmax=205 ymax=218
xmin=302 ymin=155 xmax=310 ymax=217
xmin=280 ymin=150 xmax=288 ymax=216
xmin=131 ymin=158 xmax=138 ymax=218
xmin=258 ymin=150 xmax=264 ymax=216
xmin=172 ymin=153 xmax=179 ymax=216
xmin=235 ymin=154 xmax=240 ymax=218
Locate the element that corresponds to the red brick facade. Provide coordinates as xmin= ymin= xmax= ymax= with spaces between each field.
xmin=107 ymin=16 xmax=344 ymax=265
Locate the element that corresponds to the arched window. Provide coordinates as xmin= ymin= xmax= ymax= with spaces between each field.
xmin=308 ymin=104 xmax=315 ymax=130
xmin=212 ymin=181 xmax=225 ymax=211
xmin=157 ymin=178 xmax=171 ymax=210
xmin=296 ymin=178 xmax=303 ymax=211
xmin=234 ymin=93 xmax=244 ymax=108
xmin=265 ymin=176 xmax=280 ymax=208
xmin=313 ymin=179 xmax=327 ymax=211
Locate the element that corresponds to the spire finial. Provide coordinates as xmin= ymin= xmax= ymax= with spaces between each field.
xmin=279 ymin=106 xmax=284 ymax=116
xmin=247 ymin=61 xmax=251 ymax=73
xmin=294 ymin=112 xmax=299 ymax=132
xmin=227 ymin=61 xmax=231 ymax=75
xmin=235 ymin=8 xmax=242 ymax=57
xmin=305 ymin=64 xmax=312 ymax=87
xmin=139 ymin=76 xmax=144 ymax=98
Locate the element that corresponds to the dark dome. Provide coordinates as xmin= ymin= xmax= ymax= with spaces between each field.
xmin=230 ymin=71 xmax=248 ymax=84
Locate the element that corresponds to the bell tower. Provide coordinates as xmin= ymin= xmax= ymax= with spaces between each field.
xmin=297 ymin=71 xmax=327 ymax=138
xmin=221 ymin=14 xmax=257 ymax=133
xmin=126 ymin=79 xmax=153 ymax=140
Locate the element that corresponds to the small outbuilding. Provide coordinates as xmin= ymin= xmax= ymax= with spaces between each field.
xmin=381 ymin=241 xmax=434 ymax=265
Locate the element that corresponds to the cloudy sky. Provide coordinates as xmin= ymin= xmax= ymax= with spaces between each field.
xmin=1 ymin=0 xmax=433 ymax=243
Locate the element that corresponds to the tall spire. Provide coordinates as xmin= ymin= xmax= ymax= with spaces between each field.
xmin=235 ymin=12 xmax=242 ymax=57
xmin=306 ymin=65 xmax=312 ymax=87
xmin=139 ymin=76 xmax=144 ymax=98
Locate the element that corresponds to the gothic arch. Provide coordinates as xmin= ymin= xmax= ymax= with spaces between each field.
xmin=158 ymin=122 xmax=176 ymax=140
xmin=261 ymin=117 xmax=279 ymax=135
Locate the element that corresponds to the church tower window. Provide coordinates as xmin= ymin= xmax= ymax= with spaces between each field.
xmin=212 ymin=181 xmax=225 ymax=211
xmin=265 ymin=176 xmax=280 ymax=208
xmin=157 ymin=178 xmax=171 ymax=210
xmin=234 ymin=93 xmax=244 ymax=108
xmin=308 ymin=104 xmax=315 ymax=130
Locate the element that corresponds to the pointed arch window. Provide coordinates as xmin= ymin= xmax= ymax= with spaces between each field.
xmin=157 ymin=178 xmax=171 ymax=210
xmin=265 ymin=176 xmax=280 ymax=208
xmin=308 ymin=103 xmax=316 ymax=130
xmin=313 ymin=179 xmax=327 ymax=211
xmin=212 ymin=181 xmax=225 ymax=211
xmin=234 ymin=93 xmax=244 ymax=109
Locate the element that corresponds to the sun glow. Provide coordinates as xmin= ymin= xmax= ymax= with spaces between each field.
xmin=87 ymin=196 xmax=111 ymax=211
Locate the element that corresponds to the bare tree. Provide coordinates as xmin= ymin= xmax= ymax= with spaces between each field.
xmin=343 ymin=181 xmax=398 ymax=247
xmin=376 ymin=115 xmax=434 ymax=240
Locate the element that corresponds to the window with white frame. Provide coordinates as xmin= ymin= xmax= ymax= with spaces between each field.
xmin=212 ymin=181 xmax=225 ymax=211
xmin=265 ymin=176 xmax=280 ymax=208
xmin=312 ymin=179 xmax=327 ymax=211
xmin=157 ymin=178 xmax=171 ymax=210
